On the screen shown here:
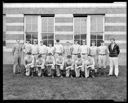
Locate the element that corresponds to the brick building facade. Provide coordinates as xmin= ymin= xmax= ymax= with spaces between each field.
xmin=3 ymin=2 xmax=126 ymax=65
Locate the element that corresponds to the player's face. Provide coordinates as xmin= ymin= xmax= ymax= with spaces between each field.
xmin=92 ymin=42 xmax=95 ymax=46
xmin=40 ymin=42 xmax=43 ymax=45
xmin=83 ymin=42 xmax=85 ymax=45
xmin=101 ymin=42 xmax=104 ymax=46
xmin=110 ymin=40 xmax=114 ymax=44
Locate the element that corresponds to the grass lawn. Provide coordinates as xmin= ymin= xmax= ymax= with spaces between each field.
xmin=3 ymin=65 xmax=127 ymax=101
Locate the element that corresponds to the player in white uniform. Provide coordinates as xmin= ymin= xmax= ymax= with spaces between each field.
xmin=79 ymin=40 xmax=89 ymax=60
xmin=35 ymin=54 xmax=45 ymax=77
xmin=97 ymin=41 xmax=108 ymax=76
xmin=63 ymin=41 xmax=72 ymax=59
xmin=54 ymin=40 xmax=64 ymax=59
xmin=31 ymin=39 xmax=39 ymax=59
xmin=75 ymin=54 xmax=84 ymax=78
xmin=71 ymin=40 xmax=80 ymax=63
xmin=89 ymin=41 xmax=98 ymax=70
xmin=24 ymin=52 xmax=34 ymax=76
xmin=45 ymin=53 xmax=55 ymax=78
xmin=38 ymin=40 xmax=47 ymax=60
xmin=84 ymin=55 xmax=95 ymax=78
xmin=64 ymin=55 xmax=74 ymax=78
xmin=55 ymin=53 xmax=65 ymax=77
xmin=47 ymin=42 xmax=55 ymax=56
xmin=22 ymin=40 xmax=32 ymax=58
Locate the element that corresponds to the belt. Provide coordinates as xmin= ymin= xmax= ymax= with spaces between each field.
xmin=82 ymin=53 xmax=87 ymax=55
xmin=73 ymin=54 xmax=78 ymax=55
xmin=32 ymin=54 xmax=38 ymax=55
xmin=99 ymin=54 xmax=106 ymax=55
xmin=40 ymin=53 xmax=46 ymax=55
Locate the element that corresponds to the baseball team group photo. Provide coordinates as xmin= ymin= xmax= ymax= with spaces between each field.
xmin=3 ymin=2 xmax=126 ymax=101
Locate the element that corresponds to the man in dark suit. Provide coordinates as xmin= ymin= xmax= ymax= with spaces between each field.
xmin=108 ymin=38 xmax=120 ymax=78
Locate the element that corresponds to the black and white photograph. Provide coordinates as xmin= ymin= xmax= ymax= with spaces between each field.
xmin=3 ymin=2 xmax=127 ymax=101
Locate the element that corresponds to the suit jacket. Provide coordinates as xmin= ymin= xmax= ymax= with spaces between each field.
xmin=108 ymin=43 xmax=120 ymax=57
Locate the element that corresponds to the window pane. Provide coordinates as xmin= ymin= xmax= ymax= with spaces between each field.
xmin=97 ymin=35 xmax=103 ymax=39
xmin=91 ymin=34 xmax=96 ymax=39
xmin=91 ymin=15 xmax=104 ymax=32
xmin=74 ymin=34 xmax=80 ymax=40
xmin=48 ymin=17 xmax=54 ymax=32
xmin=25 ymin=16 xmax=38 ymax=32
xmin=74 ymin=18 xmax=80 ymax=34
xmin=81 ymin=34 xmax=86 ymax=39
xmin=42 ymin=33 xmax=47 ymax=39
xmin=42 ymin=39 xmax=47 ymax=46
xmin=26 ymin=33 xmax=32 ymax=43
xmin=47 ymin=33 xmax=54 ymax=39
xmin=42 ymin=17 xmax=48 ymax=32
xmin=81 ymin=18 xmax=87 ymax=34
xmin=48 ymin=39 xmax=54 ymax=46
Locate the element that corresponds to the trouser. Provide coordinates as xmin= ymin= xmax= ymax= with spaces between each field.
xmin=109 ymin=57 xmax=119 ymax=76
xmin=84 ymin=64 xmax=95 ymax=78
xmin=66 ymin=68 xmax=70 ymax=77
xmin=56 ymin=65 xmax=61 ymax=77
xmin=13 ymin=54 xmax=21 ymax=74
xmin=91 ymin=55 xmax=98 ymax=68
xmin=98 ymin=55 xmax=107 ymax=68
xmin=81 ymin=54 xmax=88 ymax=60
xmin=75 ymin=67 xmax=81 ymax=77
xmin=25 ymin=65 xmax=31 ymax=76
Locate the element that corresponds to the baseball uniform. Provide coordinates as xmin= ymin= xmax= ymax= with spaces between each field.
xmin=31 ymin=44 xmax=39 ymax=59
xmin=79 ymin=45 xmax=89 ymax=60
xmin=12 ymin=43 xmax=22 ymax=74
xmin=98 ymin=45 xmax=108 ymax=68
xmin=38 ymin=45 xmax=47 ymax=60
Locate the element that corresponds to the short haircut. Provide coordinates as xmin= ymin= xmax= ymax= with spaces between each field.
xmin=77 ymin=54 xmax=81 ymax=58
xmin=38 ymin=54 xmax=42 ymax=58
xmin=56 ymin=40 xmax=60 ymax=42
xmin=67 ymin=55 xmax=72 ymax=58
xmin=100 ymin=40 xmax=104 ymax=43
xmin=110 ymin=38 xmax=115 ymax=41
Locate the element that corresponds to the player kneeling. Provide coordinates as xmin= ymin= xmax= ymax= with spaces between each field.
xmin=35 ymin=54 xmax=45 ymax=77
xmin=84 ymin=55 xmax=96 ymax=78
xmin=75 ymin=54 xmax=84 ymax=78
xmin=24 ymin=52 xmax=34 ymax=76
xmin=45 ymin=53 xmax=55 ymax=78
xmin=55 ymin=53 xmax=65 ymax=78
xmin=64 ymin=55 xmax=74 ymax=78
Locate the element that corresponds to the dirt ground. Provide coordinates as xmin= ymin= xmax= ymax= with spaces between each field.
xmin=3 ymin=65 xmax=127 ymax=101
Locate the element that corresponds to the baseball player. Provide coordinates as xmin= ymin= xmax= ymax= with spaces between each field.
xmin=79 ymin=40 xmax=89 ymax=60
xmin=63 ymin=41 xmax=72 ymax=59
xmin=108 ymin=38 xmax=120 ymax=78
xmin=35 ymin=54 xmax=45 ymax=77
xmin=55 ymin=53 xmax=65 ymax=77
xmin=22 ymin=40 xmax=32 ymax=58
xmin=64 ymin=55 xmax=74 ymax=78
xmin=97 ymin=41 xmax=108 ymax=76
xmin=38 ymin=40 xmax=47 ymax=60
xmin=12 ymin=40 xmax=22 ymax=74
xmin=84 ymin=55 xmax=95 ymax=78
xmin=24 ymin=52 xmax=34 ymax=76
xmin=31 ymin=39 xmax=39 ymax=59
xmin=47 ymin=42 xmax=55 ymax=56
xmin=75 ymin=54 xmax=84 ymax=78
xmin=45 ymin=53 xmax=55 ymax=78
xmin=54 ymin=40 xmax=64 ymax=59
xmin=89 ymin=41 xmax=98 ymax=69
xmin=71 ymin=40 xmax=80 ymax=63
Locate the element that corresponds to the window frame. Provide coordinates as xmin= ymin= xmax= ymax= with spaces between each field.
xmin=3 ymin=14 xmax=6 ymax=46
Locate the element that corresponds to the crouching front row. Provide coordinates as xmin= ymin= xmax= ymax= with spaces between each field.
xmin=24 ymin=52 xmax=96 ymax=78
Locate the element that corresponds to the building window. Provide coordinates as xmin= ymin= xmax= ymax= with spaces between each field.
xmin=41 ymin=17 xmax=54 ymax=46
xmin=25 ymin=15 xmax=38 ymax=44
xmin=3 ymin=15 xmax=6 ymax=46
xmin=74 ymin=17 xmax=87 ymax=45
xmin=90 ymin=15 xmax=104 ymax=46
